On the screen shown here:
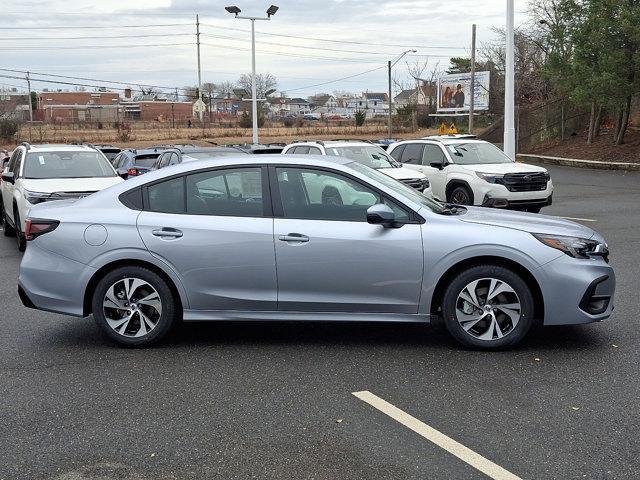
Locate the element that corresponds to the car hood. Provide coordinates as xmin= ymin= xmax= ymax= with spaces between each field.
xmin=458 ymin=206 xmax=596 ymax=238
xmin=458 ymin=162 xmax=547 ymax=175
xmin=21 ymin=177 xmax=123 ymax=194
xmin=378 ymin=167 xmax=426 ymax=180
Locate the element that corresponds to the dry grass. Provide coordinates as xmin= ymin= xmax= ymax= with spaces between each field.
xmin=4 ymin=123 xmax=440 ymax=149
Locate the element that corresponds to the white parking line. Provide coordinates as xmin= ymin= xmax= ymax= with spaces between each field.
xmin=558 ymin=216 xmax=597 ymax=222
xmin=353 ymin=391 xmax=522 ymax=480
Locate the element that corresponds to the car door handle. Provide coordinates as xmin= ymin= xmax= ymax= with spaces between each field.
xmin=278 ymin=233 xmax=309 ymax=243
xmin=152 ymin=228 xmax=183 ymax=238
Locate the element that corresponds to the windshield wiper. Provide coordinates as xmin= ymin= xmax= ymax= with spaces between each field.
xmin=439 ymin=202 xmax=467 ymax=215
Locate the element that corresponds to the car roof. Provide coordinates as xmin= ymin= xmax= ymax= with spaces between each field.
xmin=19 ymin=143 xmax=98 ymax=153
xmin=390 ymin=137 xmax=488 ymax=147
xmin=287 ymin=140 xmax=378 ymax=148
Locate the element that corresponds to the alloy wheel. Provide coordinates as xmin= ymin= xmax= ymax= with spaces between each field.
xmin=102 ymin=277 xmax=163 ymax=338
xmin=455 ymin=277 xmax=521 ymax=341
xmin=451 ymin=190 xmax=470 ymax=205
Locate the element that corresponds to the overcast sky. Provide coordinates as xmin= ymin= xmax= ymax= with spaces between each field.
xmin=1 ymin=0 xmax=529 ymax=98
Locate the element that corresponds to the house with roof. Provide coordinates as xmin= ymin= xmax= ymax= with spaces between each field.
xmin=393 ymin=83 xmax=437 ymax=110
xmin=308 ymin=94 xmax=338 ymax=115
xmin=346 ymin=92 xmax=389 ymax=118
xmin=286 ymin=97 xmax=311 ymax=116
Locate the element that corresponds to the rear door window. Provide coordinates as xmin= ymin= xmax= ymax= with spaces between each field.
xmin=147 ymin=177 xmax=185 ymax=214
xmin=400 ymin=143 xmax=424 ymax=164
xmin=389 ymin=145 xmax=405 ymax=161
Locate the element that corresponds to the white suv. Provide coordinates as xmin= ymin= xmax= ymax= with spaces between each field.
xmin=387 ymin=135 xmax=553 ymax=212
xmin=1 ymin=143 xmax=123 ymax=251
xmin=281 ymin=140 xmax=431 ymax=195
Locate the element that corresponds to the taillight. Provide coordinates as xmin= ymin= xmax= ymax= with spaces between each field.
xmin=25 ymin=218 xmax=59 ymax=241
xmin=127 ymin=168 xmax=139 ymax=176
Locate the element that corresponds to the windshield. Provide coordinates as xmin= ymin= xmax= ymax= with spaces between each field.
xmin=24 ymin=151 xmax=117 ymax=179
xmin=446 ymin=142 xmax=513 ymax=165
xmin=347 ymin=161 xmax=446 ymax=214
xmin=186 ymin=151 xmax=246 ymax=159
xmin=326 ymin=145 xmax=397 ymax=169
xmin=134 ymin=154 xmax=161 ymax=168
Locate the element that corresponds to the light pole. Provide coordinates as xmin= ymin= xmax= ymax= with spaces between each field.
xmin=504 ymin=0 xmax=516 ymax=159
xmin=387 ymin=49 xmax=416 ymax=139
xmin=225 ymin=4 xmax=279 ymax=145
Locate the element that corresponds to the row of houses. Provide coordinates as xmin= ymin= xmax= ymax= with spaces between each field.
xmin=1 ymin=82 xmax=437 ymax=123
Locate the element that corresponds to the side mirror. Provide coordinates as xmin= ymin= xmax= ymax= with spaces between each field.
xmin=1 ymin=172 xmax=14 ymax=184
xmin=429 ymin=161 xmax=445 ymax=170
xmin=366 ymin=204 xmax=398 ymax=228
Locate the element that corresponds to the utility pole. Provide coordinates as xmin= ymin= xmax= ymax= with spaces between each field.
xmin=387 ymin=60 xmax=392 ymax=139
xmin=250 ymin=18 xmax=258 ymax=144
xmin=26 ymin=71 xmax=33 ymax=142
xmin=469 ymin=23 xmax=476 ymax=134
xmin=504 ymin=0 xmax=516 ymax=159
xmin=196 ymin=14 xmax=203 ymax=123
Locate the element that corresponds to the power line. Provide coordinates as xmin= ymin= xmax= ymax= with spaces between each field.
xmin=1 ymin=23 xmax=192 ymax=30
xmin=0 ymin=33 xmax=193 ymax=41
xmin=281 ymin=66 xmax=388 ymax=94
xmin=200 ymin=22 xmax=466 ymax=50
xmin=0 ymin=42 xmax=195 ymax=51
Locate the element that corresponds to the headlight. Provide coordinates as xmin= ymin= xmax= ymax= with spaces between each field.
xmin=532 ymin=233 xmax=608 ymax=259
xmin=24 ymin=190 xmax=52 ymax=205
xmin=475 ymin=172 xmax=505 ymax=184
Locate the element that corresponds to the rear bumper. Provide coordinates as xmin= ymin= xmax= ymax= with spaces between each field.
xmin=482 ymin=194 xmax=553 ymax=210
xmin=18 ymin=243 xmax=94 ymax=317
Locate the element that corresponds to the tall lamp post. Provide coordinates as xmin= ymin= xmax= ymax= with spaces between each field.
xmin=504 ymin=0 xmax=516 ymax=159
xmin=387 ymin=49 xmax=417 ymax=139
xmin=225 ymin=4 xmax=279 ymax=145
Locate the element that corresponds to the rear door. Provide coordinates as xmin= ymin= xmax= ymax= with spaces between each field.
xmin=271 ymin=166 xmax=423 ymax=313
xmin=136 ymin=165 xmax=277 ymax=311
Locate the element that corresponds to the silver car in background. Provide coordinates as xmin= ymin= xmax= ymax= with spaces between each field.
xmin=18 ymin=155 xmax=615 ymax=349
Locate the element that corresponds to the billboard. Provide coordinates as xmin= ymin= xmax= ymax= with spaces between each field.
xmin=437 ymin=71 xmax=490 ymax=112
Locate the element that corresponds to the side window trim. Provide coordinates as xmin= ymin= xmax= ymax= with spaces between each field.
xmin=267 ymin=164 xmax=423 ymax=224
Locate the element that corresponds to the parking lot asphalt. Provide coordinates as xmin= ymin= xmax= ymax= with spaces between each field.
xmin=1 ymin=164 xmax=639 ymax=480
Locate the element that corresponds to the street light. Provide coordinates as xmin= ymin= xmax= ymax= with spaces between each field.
xmin=387 ymin=49 xmax=417 ymax=139
xmin=504 ymin=0 xmax=516 ymax=159
xmin=225 ymin=4 xmax=279 ymax=144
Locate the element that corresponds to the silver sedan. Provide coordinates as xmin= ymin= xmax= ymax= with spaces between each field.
xmin=18 ymin=155 xmax=615 ymax=349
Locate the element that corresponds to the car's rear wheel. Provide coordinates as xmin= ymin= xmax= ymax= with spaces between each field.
xmin=14 ymin=208 xmax=26 ymax=251
xmin=442 ymin=265 xmax=534 ymax=349
xmin=92 ymin=266 xmax=179 ymax=347
xmin=449 ymin=185 xmax=473 ymax=205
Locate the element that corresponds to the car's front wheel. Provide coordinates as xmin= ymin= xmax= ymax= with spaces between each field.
xmin=91 ymin=266 xmax=179 ymax=347
xmin=448 ymin=185 xmax=473 ymax=205
xmin=442 ymin=265 xmax=535 ymax=349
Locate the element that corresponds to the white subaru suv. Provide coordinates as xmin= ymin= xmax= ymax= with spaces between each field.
xmin=281 ymin=140 xmax=431 ymax=195
xmin=387 ymin=135 xmax=553 ymax=212
xmin=1 ymin=143 xmax=123 ymax=251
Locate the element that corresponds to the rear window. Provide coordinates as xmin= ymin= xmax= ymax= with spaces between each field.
xmin=134 ymin=154 xmax=161 ymax=168
xmin=23 ymin=151 xmax=117 ymax=179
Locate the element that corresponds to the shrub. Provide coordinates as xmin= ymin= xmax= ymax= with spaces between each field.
xmin=354 ymin=110 xmax=366 ymax=127
xmin=0 ymin=119 xmax=20 ymax=142
xmin=116 ymin=122 xmax=132 ymax=142
xmin=283 ymin=116 xmax=295 ymax=128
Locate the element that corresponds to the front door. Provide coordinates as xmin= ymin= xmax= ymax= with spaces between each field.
xmin=1 ymin=149 xmax=21 ymax=225
xmin=272 ymin=166 xmax=423 ymax=313
xmin=137 ymin=166 xmax=277 ymax=311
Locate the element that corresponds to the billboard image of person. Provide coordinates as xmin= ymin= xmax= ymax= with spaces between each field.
xmin=437 ymin=71 xmax=490 ymax=112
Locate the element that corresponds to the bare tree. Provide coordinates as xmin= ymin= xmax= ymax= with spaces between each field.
xmin=237 ymin=73 xmax=277 ymax=99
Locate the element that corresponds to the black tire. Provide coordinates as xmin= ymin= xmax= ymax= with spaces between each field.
xmin=13 ymin=208 xmax=26 ymax=252
xmin=448 ymin=185 xmax=473 ymax=205
xmin=1 ymin=203 xmax=15 ymax=236
xmin=441 ymin=265 xmax=534 ymax=350
xmin=92 ymin=266 xmax=180 ymax=347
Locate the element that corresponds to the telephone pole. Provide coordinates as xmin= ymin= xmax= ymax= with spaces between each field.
xmin=26 ymin=71 xmax=33 ymax=142
xmin=196 ymin=14 xmax=203 ymax=122
xmin=469 ymin=24 xmax=476 ymax=134
xmin=504 ymin=0 xmax=516 ymax=159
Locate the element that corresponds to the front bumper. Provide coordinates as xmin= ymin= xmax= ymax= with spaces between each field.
xmin=482 ymin=194 xmax=553 ymax=210
xmin=538 ymin=254 xmax=615 ymax=325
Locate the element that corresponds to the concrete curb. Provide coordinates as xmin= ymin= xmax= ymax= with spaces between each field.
xmin=517 ymin=153 xmax=640 ymax=171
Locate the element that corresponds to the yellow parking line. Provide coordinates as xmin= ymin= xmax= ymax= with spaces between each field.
xmin=353 ymin=390 xmax=522 ymax=480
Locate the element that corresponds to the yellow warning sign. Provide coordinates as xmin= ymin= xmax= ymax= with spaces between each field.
xmin=448 ymin=123 xmax=458 ymax=134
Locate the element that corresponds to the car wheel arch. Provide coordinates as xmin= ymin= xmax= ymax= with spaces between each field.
xmin=445 ymin=179 xmax=475 ymax=204
xmin=429 ymin=255 xmax=544 ymax=325
xmin=83 ymin=259 xmax=184 ymax=317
